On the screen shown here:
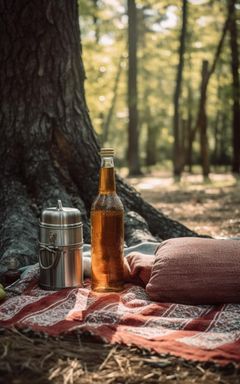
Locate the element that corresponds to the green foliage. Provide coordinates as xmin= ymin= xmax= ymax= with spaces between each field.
xmin=78 ymin=0 xmax=235 ymax=167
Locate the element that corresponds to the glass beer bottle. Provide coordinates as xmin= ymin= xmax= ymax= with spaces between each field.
xmin=91 ymin=148 xmax=125 ymax=292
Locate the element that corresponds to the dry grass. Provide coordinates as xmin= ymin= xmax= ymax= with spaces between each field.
xmin=1 ymin=172 xmax=240 ymax=383
xmin=0 ymin=328 xmax=239 ymax=384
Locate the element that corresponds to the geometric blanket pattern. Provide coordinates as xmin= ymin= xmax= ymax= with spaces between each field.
xmin=0 ymin=264 xmax=240 ymax=365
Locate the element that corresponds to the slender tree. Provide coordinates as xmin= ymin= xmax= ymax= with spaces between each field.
xmin=145 ymin=89 xmax=157 ymax=167
xmin=228 ymin=0 xmax=240 ymax=174
xmin=212 ymin=67 xmax=222 ymax=165
xmin=102 ymin=55 xmax=124 ymax=144
xmin=127 ymin=0 xmax=141 ymax=175
xmin=173 ymin=0 xmax=188 ymax=178
xmin=198 ymin=60 xmax=210 ymax=177
xmin=219 ymin=112 xmax=228 ymax=165
xmin=186 ymin=80 xmax=193 ymax=172
xmin=194 ymin=13 xmax=230 ymax=177
xmin=139 ymin=8 xmax=157 ymax=167
xmin=89 ymin=0 xmax=100 ymax=43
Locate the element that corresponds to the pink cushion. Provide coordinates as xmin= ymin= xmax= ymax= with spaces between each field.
xmin=125 ymin=252 xmax=155 ymax=286
xmin=146 ymin=237 xmax=240 ymax=304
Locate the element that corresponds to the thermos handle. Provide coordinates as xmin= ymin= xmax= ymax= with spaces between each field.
xmin=39 ymin=246 xmax=61 ymax=270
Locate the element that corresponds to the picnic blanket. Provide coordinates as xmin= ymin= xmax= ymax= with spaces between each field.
xmin=1 ymin=242 xmax=240 ymax=366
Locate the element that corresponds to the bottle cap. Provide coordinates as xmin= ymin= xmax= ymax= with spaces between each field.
xmin=100 ymin=148 xmax=114 ymax=157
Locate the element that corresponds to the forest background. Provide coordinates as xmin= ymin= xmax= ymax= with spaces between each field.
xmin=79 ymin=0 xmax=239 ymax=178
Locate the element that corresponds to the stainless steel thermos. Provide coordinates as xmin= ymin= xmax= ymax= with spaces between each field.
xmin=39 ymin=200 xmax=83 ymax=289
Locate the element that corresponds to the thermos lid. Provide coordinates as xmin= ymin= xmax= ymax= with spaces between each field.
xmin=40 ymin=200 xmax=82 ymax=227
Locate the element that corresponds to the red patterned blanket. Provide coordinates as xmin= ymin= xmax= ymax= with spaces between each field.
xmin=0 ymin=264 xmax=240 ymax=365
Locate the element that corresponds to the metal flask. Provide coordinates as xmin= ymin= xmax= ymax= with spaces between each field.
xmin=39 ymin=200 xmax=83 ymax=290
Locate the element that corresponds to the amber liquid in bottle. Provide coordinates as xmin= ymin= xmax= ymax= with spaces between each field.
xmin=91 ymin=151 xmax=124 ymax=292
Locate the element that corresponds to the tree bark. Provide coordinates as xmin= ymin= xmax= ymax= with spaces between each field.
xmin=173 ymin=0 xmax=188 ymax=178
xmin=0 ymin=0 xmax=198 ymax=272
xmin=127 ymin=0 xmax=141 ymax=176
xmin=228 ymin=0 xmax=240 ymax=174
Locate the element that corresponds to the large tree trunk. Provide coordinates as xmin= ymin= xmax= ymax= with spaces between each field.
xmin=228 ymin=0 xmax=240 ymax=174
xmin=127 ymin=0 xmax=141 ymax=176
xmin=0 ymin=0 xmax=198 ymax=271
xmin=173 ymin=0 xmax=188 ymax=178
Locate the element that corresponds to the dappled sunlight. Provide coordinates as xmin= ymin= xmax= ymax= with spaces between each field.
xmin=127 ymin=172 xmax=240 ymax=239
xmin=127 ymin=171 xmax=237 ymax=191
xmin=129 ymin=176 xmax=174 ymax=190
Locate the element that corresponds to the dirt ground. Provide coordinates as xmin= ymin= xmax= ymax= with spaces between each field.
xmin=128 ymin=171 xmax=240 ymax=239
xmin=0 ymin=172 xmax=240 ymax=383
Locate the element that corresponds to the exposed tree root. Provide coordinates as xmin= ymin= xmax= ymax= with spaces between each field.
xmin=125 ymin=211 xmax=159 ymax=246
xmin=0 ymin=178 xmax=38 ymax=272
xmin=0 ymin=151 xmax=200 ymax=272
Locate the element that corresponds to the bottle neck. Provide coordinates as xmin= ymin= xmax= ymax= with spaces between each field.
xmin=99 ymin=156 xmax=116 ymax=194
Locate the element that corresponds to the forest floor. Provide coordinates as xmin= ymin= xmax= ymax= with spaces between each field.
xmin=1 ymin=172 xmax=240 ymax=384
xmin=128 ymin=170 xmax=240 ymax=239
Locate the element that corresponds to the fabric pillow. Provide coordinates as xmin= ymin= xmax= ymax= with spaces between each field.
xmin=125 ymin=252 xmax=155 ymax=286
xmin=146 ymin=237 xmax=240 ymax=304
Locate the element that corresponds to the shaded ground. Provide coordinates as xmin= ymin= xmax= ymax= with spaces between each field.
xmin=1 ymin=172 xmax=240 ymax=383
